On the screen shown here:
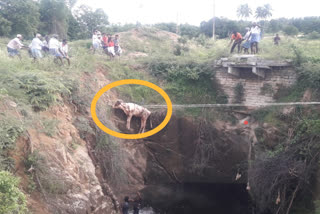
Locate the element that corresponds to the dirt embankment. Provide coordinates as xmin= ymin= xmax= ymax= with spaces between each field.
xmin=7 ymin=68 xmax=119 ymax=214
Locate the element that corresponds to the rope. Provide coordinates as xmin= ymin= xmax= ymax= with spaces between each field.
xmin=143 ymin=102 xmax=320 ymax=108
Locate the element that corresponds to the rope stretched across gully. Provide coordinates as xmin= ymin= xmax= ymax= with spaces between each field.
xmin=143 ymin=102 xmax=320 ymax=108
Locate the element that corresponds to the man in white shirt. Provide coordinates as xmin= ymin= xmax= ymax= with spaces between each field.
xmin=7 ymin=34 xmax=24 ymax=59
xmin=250 ymin=22 xmax=262 ymax=54
xmin=92 ymin=30 xmax=101 ymax=53
xmin=241 ymin=27 xmax=251 ymax=54
xmin=49 ymin=35 xmax=64 ymax=64
xmin=30 ymin=34 xmax=44 ymax=61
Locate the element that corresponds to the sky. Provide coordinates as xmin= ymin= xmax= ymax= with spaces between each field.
xmin=76 ymin=0 xmax=320 ymax=26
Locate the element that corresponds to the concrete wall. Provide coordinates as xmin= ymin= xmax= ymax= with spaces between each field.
xmin=214 ymin=67 xmax=297 ymax=105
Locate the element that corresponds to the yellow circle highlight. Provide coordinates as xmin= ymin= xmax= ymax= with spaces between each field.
xmin=91 ymin=79 xmax=172 ymax=139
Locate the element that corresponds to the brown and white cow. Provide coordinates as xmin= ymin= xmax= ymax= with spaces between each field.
xmin=113 ymin=100 xmax=151 ymax=133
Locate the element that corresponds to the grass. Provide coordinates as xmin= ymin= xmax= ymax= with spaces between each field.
xmin=258 ymin=36 xmax=320 ymax=60
xmin=40 ymin=118 xmax=59 ymax=137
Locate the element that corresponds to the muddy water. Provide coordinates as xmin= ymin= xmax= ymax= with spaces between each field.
xmin=129 ymin=207 xmax=155 ymax=214
xmin=138 ymin=183 xmax=250 ymax=214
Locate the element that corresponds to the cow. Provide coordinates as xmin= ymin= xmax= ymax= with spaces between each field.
xmin=113 ymin=100 xmax=152 ymax=133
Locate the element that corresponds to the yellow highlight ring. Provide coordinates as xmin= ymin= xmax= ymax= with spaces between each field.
xmin=91 ymin=79 xmax=173 ymax=139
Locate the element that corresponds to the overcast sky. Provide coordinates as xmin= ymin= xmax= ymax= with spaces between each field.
xmin=76 ymin=0 xmax=319 ymax=26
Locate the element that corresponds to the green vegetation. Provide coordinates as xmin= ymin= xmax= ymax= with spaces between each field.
xmin=259 ymin=83 xmax=273 ymax=95
xmin=233 ymin=82 xmax=245 ymax=103
xmin=283 ymin=25 xmax=299 ymax=36
xmin=95 ymin=133 xmax=127 ymax=188
xmin=25 ymin=151 xmax=71 ymax=194
xmin=0 ymin=116 xmax=24 ymax=171
xmin=0 ymin=0 xmax=109 ymax=40
xmin=251 ymin=106 xmax=320 ymax=214
xmin=40 ymin=118 xmax=59 ymax=137
xmin=0 ymin=171 xmax=28 ymax=213
xmin=307 ymin=31 xmax=320 ymax=40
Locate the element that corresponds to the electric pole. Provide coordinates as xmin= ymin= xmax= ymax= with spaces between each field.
xmin=212 ymin=0 xmax=216 ymax=40
xmin=176 ymin=12 xmax=180 ymax=35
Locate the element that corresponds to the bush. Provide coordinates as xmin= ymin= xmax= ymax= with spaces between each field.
xmin=0 ymin=119 xmax=23 ymax=151
xmin=0 ymin=118 xmax=23 ymax=171
xmin=307 ymin=31 xmax=320 ymax=40
xmin=260 ymin=83 xmax=273 ymax=95
xmin=173 ymin=44 xmax=182 ymax=56
xmin=25 ymin=151 xmax=71 ymax=194
xmin=283 ymin=25 xmax=299 ymax=36
xmin=0 ymin=171 xmax=28 ymax=214
xmin=146 ymin=58 xmax=227 ymax=104
xmin=40 ymin=119 xmax=59 ymax=137
xmin=17 ymin=74 xmax=71 ymax=111
xmin=73 ymin=116 xmax=95 ymax=140
xmin=250 ymin=138 xmax=319 ymax=214
xmin=195 ymin=34 xmax=208 ymax=46
xmin=297 ymin=62 xmax=320 ymax=90
xmin=95 ymin=133 xmax=127 ymax=189
xmin=233 ymin=82 xmax=244 ymax=103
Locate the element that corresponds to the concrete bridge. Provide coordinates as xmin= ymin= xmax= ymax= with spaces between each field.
xmin=214 ymin=55 xmax=296 ymax=106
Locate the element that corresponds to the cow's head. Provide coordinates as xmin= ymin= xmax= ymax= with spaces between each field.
xmin=113 ymin=100 xmax=123 ymax=108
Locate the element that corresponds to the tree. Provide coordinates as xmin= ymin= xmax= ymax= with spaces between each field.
xmin=307 ymin=31 xmax=320 ymax=40
xmin=39 ymin=0 xmax=69 ymax=38
xmin=267 ymin=19 xmax=281 ymax=33
xmin=0 ymin=0 xmax=40 ymax=37
xmin=255 ymin=4 xmax=273 ymax=20
xmin=75 ymin=5 xmax=109 ymax=36
xmin=236 ymin=4 xmax=252 ymax=20
xmin=283 ymin=25 xmax=299 ymax=36
xmin=200 ymin=18 xmax=249 ymax=38
xmin=179 ymin=24 xmax=200 ymax=38
xmin=0 ymin=171 xmax=28 ymax=213
xmin=65 ymin=0 xmax=78 ymax=9
xmin=154 ymin=22 xmax=177 ymax=33
xmin=0 ymin=15 xmax=11 ymax=36
xmin=67 ymin=12 xmax=84 ymax=40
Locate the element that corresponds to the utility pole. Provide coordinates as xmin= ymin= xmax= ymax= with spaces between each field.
xmin=212 ymin=0 xmax=216 ymax=40
xmin=176 ymin=12 xmax=180 ymax=35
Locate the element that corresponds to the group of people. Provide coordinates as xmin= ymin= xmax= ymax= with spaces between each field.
xmin=229 ymin=22 xmax=263 ymax=54
xmin=229 ymin=22 xmax=281 ymax=54
xmin=7 ymin=34 xmax=70 ymax=65
xmin=122 ymin=194 xmax=142 ymax=214
xmin=92 ymin=30 xmax=122 ymax=57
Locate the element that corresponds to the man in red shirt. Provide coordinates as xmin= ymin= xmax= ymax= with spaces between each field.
xmin=102 ymin=33 xmax=108 ymax=48
xmin=107 ymin=35 xmax=115 ymax=57
xmin=229 ymin=31 xmax=243 ymax=53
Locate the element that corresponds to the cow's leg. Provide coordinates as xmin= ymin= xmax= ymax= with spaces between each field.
xmin=127 ymin=114 xmax=133 ymax=130
xmin=138 ymin=118 xmax=143 ymax=133
xmin=140 ymin=117 xmax=147 ymax=133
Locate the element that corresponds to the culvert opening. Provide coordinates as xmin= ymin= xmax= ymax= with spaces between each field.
xmin=141 ymin=183 xmax=250 ymax=214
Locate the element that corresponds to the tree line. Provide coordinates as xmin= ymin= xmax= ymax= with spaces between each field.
xmin=154 ymin=16 xmax=320 ymax=40
xmin=154 ymin=4 xmax=320 ymax=39
xmin=0 ymin=0 xmax=110 ymax=40
xmin=1 ymin=0 xmax=320 ymax=41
